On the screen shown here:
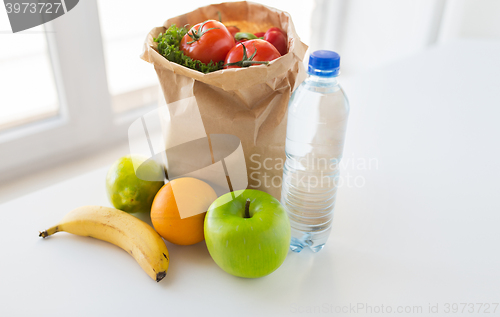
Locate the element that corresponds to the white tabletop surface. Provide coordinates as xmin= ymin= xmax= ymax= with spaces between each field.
xmin=1 ymin=39 xmax=500 ymax=316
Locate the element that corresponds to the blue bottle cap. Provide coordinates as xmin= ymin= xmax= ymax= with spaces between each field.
xmin=308 ymin=50 xmax=340 ymax=77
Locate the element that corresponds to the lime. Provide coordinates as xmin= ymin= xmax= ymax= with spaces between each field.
xmin=106 ymin=155 xmax=164 ymax=214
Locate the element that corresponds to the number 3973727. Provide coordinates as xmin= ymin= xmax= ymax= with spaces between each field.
xmin=5 ymin=2 xmax=62 ymax=14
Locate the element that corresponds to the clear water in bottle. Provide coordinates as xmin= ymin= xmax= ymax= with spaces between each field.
xmin=281 ymin=50 xmax=349 ymax=253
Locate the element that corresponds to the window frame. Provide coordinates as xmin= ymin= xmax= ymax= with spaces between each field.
xmin=0 ymin=0 xmax=319 ymax=185
xmin=0 ymin=0 xmax=157 ymax=184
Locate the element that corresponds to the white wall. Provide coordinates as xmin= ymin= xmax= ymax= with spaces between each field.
xmin=439 ymin=0 xmax=500 ymax=42
xmin=460 ymin=0 xmax=500 ymax=38
xmin=311 ymin=0 xmax=500 ymax=75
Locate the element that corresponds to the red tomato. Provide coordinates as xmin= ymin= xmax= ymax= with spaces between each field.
xmin=224 ymin=39 xmax=281 ymax=69
xmin=180 ymin=20 xmax=235 ymax=64
xmin=264 ymin=28 xmax=287 ymax=56
xmin=267 ymin=27 xmax=287 ymax=37
xmin=254 ymin=32 xmax=265 ymax=38
xmin=226 ymin=26 xmax=240 ymax=38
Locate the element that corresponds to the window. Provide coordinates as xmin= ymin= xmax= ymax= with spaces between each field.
xmin=96 ymin=0 xmax=165 ymax=113
xmin=0 ymin=22 xmax=59 ymax=130
xmin=0 ymin=0 xmax=314 ymax=184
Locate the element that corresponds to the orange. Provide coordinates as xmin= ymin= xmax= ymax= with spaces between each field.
xmin=151 ymin=177 xmax=217 ymax=245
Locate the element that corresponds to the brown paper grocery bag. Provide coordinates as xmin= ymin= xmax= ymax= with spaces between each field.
xmin=141 ymin=1 xmax=308 ymax=199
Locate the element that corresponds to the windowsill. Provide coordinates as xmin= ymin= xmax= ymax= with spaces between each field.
xmin=0 ymin=140 xmax=130 ymax=205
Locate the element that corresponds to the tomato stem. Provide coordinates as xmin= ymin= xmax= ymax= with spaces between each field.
xmin=224 ymin=43 xmax=270 ymax=68
xmin=187 ymin=20 xmax=220 ymax=44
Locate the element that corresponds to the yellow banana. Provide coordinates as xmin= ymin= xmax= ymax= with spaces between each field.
xmin=39 ymin=205 xmax=169 ymax=282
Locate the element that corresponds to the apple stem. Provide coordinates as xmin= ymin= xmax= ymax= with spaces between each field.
xmin=244 ymin=199 xmax=251 ymax=218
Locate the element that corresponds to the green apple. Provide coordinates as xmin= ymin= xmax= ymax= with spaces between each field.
xmin=204 ymin=189 xmax=291 ymax=278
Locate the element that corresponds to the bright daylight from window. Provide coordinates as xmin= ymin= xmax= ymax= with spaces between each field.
xmin=0 ymin=17 xmax=58 ymax=131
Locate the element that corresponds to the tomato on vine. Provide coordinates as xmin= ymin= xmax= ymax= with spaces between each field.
xmin=224 ymin=39 xmax=281 ymax=69
xmin=180 ymin=20 xmax=235 ymax=64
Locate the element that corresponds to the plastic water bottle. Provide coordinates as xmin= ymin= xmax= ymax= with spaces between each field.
xmin=281 ymin=50 xmax=349 ymax=253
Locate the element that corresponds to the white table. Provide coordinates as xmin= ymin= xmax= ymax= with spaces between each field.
xmin=1 ymin=39 xmax=500 ymax=316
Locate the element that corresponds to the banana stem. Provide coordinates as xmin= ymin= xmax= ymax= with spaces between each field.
xmin=156 ymin=271 xmax=167 ymax=282
xmin=39 ymin=226 xmax=59 ymax=238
